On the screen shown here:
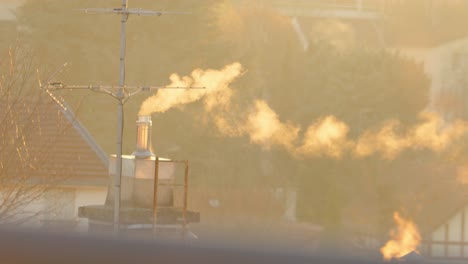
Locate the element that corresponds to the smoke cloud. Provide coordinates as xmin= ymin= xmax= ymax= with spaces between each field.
xmin=297 ymin=116 xmax=351 ymax=159
xmin=244 ymin=100 xmax=300 ymax=150
xmin=206 ymin=100 xmax=301 ymax=150
xmin=354 ymin=113 xmax=468 ymax=159
xmin=140 ymin=63 xmax=468 ymax=160
xmin=139 ymin=63 xmax=243 ymax=115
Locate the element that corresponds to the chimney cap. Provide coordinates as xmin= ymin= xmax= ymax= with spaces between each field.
xmin=137 ymin=115 xmax=152 ymax=123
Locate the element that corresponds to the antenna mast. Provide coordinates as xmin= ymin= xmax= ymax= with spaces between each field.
xmin=115 ymin=0 xmax=129 ymax=237
xmin=42 ymin=0 xmax=200 ymax=236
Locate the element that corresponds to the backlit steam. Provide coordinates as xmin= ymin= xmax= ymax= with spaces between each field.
xmin=140 ymin=63 xmax=468 ymax=160
xmin=139 ymin=63 xmax=243 ymax=115
xmin=380 ymin=212 xmax=421 ymax=261
xmin=245 ymin=100 xmax=299 ymax=150
xmin=297 ymin=116 xmax=350 ymax=159
xmin=354 ymin=113 xmax=468 ymax=159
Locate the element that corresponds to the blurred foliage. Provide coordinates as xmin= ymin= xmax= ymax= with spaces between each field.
xmin=8 ymin=0 xmax=450 ymax=235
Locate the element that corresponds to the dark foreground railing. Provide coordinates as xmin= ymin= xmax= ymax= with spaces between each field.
xmin=0 ymin=229 xmax=464 ymax=264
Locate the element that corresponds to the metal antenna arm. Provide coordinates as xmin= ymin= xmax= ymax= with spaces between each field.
xmin=78 ymin=8 xmax=189 ymax=16
xmin=45 ymin=83 xmax=205 ymax=91
xmin=126 ymin=88 xmax=143 ymax=98
xmin=38 ymin=63 xmax=68 ymax=90
xmin=43 ymin=83 xmax=206 ymax=102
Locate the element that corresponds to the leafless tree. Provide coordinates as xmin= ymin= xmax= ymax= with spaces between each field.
xmin=0 ymin=45 xmax=75 ymax=225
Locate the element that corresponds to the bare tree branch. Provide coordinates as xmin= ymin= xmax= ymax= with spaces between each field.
xmin=0 ymin=44 xmax=79 ymax=225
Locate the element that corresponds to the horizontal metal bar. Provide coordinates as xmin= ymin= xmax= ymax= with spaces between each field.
xmin=424 ymin=240 xmax=468 ymax=246
xmin=139 ymin=86 xmax=205 ymax=91
xmin=78 ymin=8 xmax=190 ymax=16
xmin=158 ymin=159 xmax=189 ymax=163
xmin=152 ymin=224 xmax=186 ymax=229
xmin=45 ymin=83 xmax=205 ymax=91
xmin=123 ymin=224 xmax=187 ymax=229
xmin=157 ymin=184 xmax=186 ymax=187
xmin=157 ymin=206 xmax=185 ymax=209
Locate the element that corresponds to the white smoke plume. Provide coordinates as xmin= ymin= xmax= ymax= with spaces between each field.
xmin=244 ymin=100 xmax=300 ymax=150
xmin=139 ymin=63 xmax=243 ymax=115
xmin=354 ymin=113 xmax=468 ymax=159
xmin=297 ymin=116 xmax=351 ymax=159
xmin=140 ymin=63 xmax=468 ymax=160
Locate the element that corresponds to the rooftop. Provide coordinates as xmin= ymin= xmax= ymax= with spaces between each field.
xmin=0 ymin=94 xmax=108 ymax=187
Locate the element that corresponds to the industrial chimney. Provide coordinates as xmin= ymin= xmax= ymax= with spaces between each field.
xmin=133 ymin=115 xmax=155 ymax=159
xmin=79 ymin=114 xmax=200 ymax=234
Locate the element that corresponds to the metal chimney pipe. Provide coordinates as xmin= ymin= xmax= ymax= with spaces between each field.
xmin=133 ymin=115 xmax=155 ymax=159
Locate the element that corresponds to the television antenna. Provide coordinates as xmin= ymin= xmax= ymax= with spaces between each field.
xmin=41 ymin=0 xmax=203 ymax=235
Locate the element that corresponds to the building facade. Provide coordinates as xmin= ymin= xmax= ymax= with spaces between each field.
xmin=425 ymin=204 xmax=468 ymax=259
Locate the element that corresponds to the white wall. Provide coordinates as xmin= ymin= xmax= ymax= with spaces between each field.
xmin=431 ymin=225 xmax=445 ymax=257
xmin=74 ymin=187 xmax=107 ymax=231
xmin=430 ymin=205 xmax=468 ymax=258
xmin=8 ymin=186 xmax=107 ymax=232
